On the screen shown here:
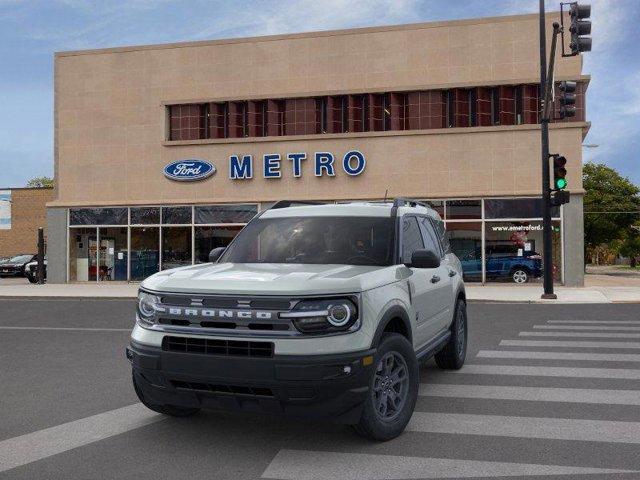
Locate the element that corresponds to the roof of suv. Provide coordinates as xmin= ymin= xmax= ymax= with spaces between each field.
xmin=261 ymin=202 xmax=440 ymax=219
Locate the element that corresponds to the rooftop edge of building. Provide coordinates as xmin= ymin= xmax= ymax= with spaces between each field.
xmin=54 ymin=11 xmax=550 ymax=58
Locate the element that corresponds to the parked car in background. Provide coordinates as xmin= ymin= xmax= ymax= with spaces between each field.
xmin=0 ymin=254 xmax=37 ymax=278
xmin=459 ymin=247 xmax=542 ymax=283
xmin=25 ymin=257 xmax=47 ymax=283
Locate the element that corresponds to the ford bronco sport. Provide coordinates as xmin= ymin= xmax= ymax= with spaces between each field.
xmin=127 ymin=199 xmax=467 ymax=441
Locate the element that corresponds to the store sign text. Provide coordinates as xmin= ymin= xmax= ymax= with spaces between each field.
xmin=229 ymin=150 xmax=366 ymax=180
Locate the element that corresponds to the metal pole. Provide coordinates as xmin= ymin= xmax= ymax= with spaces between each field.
xmin=539 ymin=0 xmax=556 ymax=299
xmin=37 ymin=227 xmax=45 ymax=284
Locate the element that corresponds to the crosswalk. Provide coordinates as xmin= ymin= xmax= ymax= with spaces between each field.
xmin=262 ymin=317 xmax=640 ymax=479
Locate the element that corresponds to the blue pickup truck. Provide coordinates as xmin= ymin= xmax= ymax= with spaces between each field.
xmin=458 ymin=247 xmax=543 ymax=283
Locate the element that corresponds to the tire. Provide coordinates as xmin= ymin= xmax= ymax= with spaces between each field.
xmin=27 ymin=275 xmax=37 ymax=284
xmin=511 ymin=268 xmax=529 ymax=284
xmin=354 ymin=333 xmax=419 ymax=441
xmin=434 ymin=299 xmax=467 ymax=370
xmin=132 ymin=372 xmax=200 ymax=417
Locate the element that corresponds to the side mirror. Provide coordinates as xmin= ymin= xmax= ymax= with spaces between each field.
xmin=406 ymin=249 xmax=440 ymax=269
xmin=208 ymin=247 xmax=226 ymax=263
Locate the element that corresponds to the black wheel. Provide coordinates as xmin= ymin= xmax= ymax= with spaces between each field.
xmin=27 ymin=275 xmax=37 ymax=284
xmin=434 ymin=299 xmax=467 ymax=370
xmin=132 ymin=372 xmax=200 ymax=417
xmin=510 ymin=268 xmax=529 ymax=284
xmin=354 ymin=333 xmax=418 ymax=441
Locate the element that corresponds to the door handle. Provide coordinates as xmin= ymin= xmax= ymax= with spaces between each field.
xmin=448 ymin=270 xmax=457 ymax=277
xmin=430 ymin=275 xmax=441 ymax=283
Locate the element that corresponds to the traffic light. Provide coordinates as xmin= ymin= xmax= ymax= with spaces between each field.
xmin=551 ymin=154 xmax=568 ymax=190
xmin=550 ymin=190 xmax=570 ymax=207
xmin=569 ymin=3 xmax=592 ymax=55
xmin=558 ymin=81 xmax=577 ymax=119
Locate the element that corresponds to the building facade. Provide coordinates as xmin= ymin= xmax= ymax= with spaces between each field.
xmin=48 ymin=13 xmax=589 ymax=285
xmin=0 ymin=187 xmax=54 ymax=258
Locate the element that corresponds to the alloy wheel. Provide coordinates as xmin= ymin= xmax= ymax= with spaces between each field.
xmin=513 ymin=270 xmax=528 ymax=283
xmin=373 ymin=351 xmax=410 ymax=422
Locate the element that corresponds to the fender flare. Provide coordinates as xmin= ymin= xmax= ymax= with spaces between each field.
xmin=370 ymin=305 xmax=413 ymax=348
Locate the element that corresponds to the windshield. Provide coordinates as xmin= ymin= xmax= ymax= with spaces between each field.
xmin=219 ymin=216 xmax=395 ymax=266
xmin=9 ymin=255 xmax=32 ymax=263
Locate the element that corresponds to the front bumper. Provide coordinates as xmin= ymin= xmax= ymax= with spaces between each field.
xmin=127 ymin=340 xmax=376 ymax=424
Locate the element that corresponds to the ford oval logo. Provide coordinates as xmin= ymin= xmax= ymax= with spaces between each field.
xmin=163 ymin=160 xmax=216 ymax=181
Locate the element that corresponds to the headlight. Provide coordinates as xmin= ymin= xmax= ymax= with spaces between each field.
xmin=137 ymin=291 xmax=160 ymax=325
xmin=281 ymin=298 xmax=359 ymax=334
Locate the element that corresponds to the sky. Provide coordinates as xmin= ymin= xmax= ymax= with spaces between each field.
xmin=0 ymin=0 xmax=638 ymax=187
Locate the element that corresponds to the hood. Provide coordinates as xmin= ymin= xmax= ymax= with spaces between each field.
xmin=141 ymin=262 xmax=401 ymax=296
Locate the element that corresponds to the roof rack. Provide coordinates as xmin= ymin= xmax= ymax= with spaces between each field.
xmin=392 ymin=198 xmax=431 ymax=208
xmin=270 ymin=200 xmax=324 ymax=210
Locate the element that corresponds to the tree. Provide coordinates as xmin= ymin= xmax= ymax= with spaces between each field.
xmin=26 ymin=176 xmax=54 ymax=188
xmin=583 ymin=163 xmax=640 ymax=250
xmin=620 ymin=224 xmax=640 ymax=268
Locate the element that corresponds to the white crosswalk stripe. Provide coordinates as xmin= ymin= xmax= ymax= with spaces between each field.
xmin=0 ymin=403 xmax=162 ymax=473
xmin=477 ymin=350 xmax=640 ymax=361
xmin=520 ymin=331 xmax=640 ymax=338
xmin=420 ymin=383 xmax=640 ymax=405
xmin=450 ymin=364 xmax=640 ymax=379
xmin=534 ymin=324 xmax=640 ymax=331
xmin=406 ymin=412 xmax=640 ymax=444
xmin=500 ymin=339 xmax=640 ymax=349
xmin=261 ymin=450 xmax=635 ymax=479
xmin=547 ymin=320 xmax=640 ymax=325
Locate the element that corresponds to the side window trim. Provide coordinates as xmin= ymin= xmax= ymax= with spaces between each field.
xmin=428 ymin=216 xmax=448 ymax=257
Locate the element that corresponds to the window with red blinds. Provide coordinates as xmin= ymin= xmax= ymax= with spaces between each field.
xmin=169 ymin=104 xmax=205 ymax=141
xmin=166 ymin=82 xmax=584 ymax=141
xmin=406 ymin=91 xmax=446 ymax=130
xmin=284 ymin=98 xmax=318 ymax=135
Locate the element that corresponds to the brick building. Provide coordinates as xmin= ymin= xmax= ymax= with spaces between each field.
xmin=0 ymin=187 xmax=54 ymax=257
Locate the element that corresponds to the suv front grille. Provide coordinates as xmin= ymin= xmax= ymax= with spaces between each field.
xmin=162 ymin=336 xmax=274 ymax=357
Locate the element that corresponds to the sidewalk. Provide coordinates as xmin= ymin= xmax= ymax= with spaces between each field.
xmin=0 ymin=279 xmax=638 ymax=303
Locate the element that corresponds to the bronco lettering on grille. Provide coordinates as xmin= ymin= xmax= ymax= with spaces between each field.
xmin=155 ymin=306 xmax=273 ymax=320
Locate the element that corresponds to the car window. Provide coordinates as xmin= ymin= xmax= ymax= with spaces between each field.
xmin=432 ymin=218 xmax=450 ymax=254
xmin=401 ymin=216 xmax=424 ymax=264
xmin=9 ymin=255 xmax=32 ymax=263
xmin=418 ymin=217 xmax=442 ymax=257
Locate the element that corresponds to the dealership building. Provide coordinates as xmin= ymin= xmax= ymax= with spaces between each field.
xmin=46 ymin=12 xmax=589 ymax=285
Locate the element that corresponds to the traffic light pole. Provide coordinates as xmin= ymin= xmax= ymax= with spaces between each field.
xmin=539 ymin=0 xmax=557 ymax=299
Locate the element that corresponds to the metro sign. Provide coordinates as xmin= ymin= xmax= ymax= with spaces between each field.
xmin=229 ymin=150 xmax=366 ymax=180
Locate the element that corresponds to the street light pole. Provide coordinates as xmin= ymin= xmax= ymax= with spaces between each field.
xmin=539 ymin=0 xmax=557 ymax=299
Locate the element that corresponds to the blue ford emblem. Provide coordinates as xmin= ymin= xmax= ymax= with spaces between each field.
xmin=164 ymin=160 xmax=216 ymax=181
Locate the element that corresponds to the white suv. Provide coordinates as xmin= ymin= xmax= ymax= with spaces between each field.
xmin=127 ymin=199 xmax=467 ymax=440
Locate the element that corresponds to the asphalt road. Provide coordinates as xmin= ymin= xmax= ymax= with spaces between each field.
xmin=1 ymin=299 xmax=640 ymax=479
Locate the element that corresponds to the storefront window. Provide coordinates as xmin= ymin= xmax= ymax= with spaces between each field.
xmin=162 ymin=206 xmax=192 ymax=224
xmin=130 ymin=227 xmax=159 ymax=280
xmin=98 ymin=227 xmax=128 ymax=281
xmin=446 ymin=222 xmax=482 ymax=282
xmin=485 ymin=198 xmax=559 ymax=219
xmin=195 ymin=204 xmax=258 ymax=224
xmin=131 ymin=207 xmax=160 ymax=225
xmin=484 ymin=220 xmax=561 ymax=284
xmin=162 ymin=227 xmax=192 ymax=270
xmin=194 ymin=226 xmax=243 ymax=263
xmin=69 ymin=208 xmax=127 ymax=226
xmin=446 ymin=200 xmax=481 ymax=220
xmin=69 ymin=228 xmax=97 ymax=281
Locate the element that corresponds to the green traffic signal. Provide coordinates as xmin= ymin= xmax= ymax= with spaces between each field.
xmin=556 ymin=178 xmax=567 ymax=190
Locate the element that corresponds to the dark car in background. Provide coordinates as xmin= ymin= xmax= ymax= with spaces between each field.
xmin=459 ymin=247 xmax=543 ymax=283
xmin=25 ymin=257 xmax=47 ymax=283
xmin=0 ymin=254 xmax=37 ymax=278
